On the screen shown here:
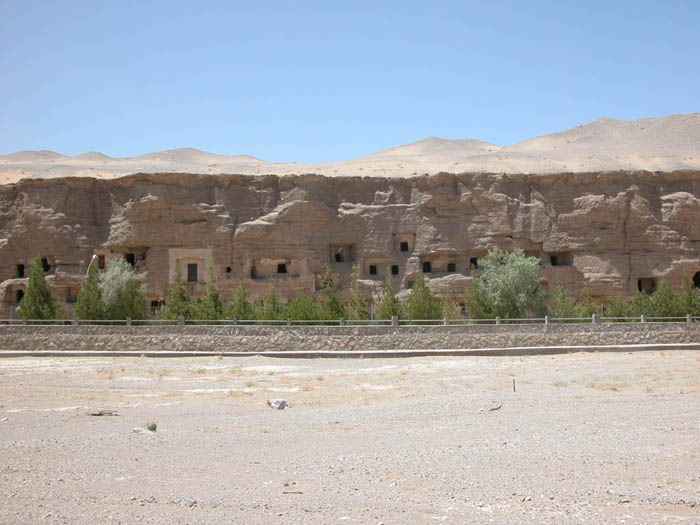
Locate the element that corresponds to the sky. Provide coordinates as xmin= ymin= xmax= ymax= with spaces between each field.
xmin=1 ymin=1 xmax=698 ymax=161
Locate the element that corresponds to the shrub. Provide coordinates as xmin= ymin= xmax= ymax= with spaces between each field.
xmin=375 ymin=273 xmax=401 ymax=320
xmin=17 ymin=257 xmax=64 ymax=320
xmin=402 ymin=272 xmax=442 ymax=320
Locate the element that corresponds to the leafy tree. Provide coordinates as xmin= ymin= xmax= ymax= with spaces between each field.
xmin=627 ymin=290 xmax=653 ymax=317
xmin=254 ymin=280 xmax=285 ymax=320
xmin=576 ymin=280 xmax=600 ymax=318
xmin=191 ymin=266 xmax=224 ymax=320
xmin=160 ymin=272 xmax=191 ymax=320
xmin=17 ymin=256 xmax=64 ymax=320
xmin=678 ymin=274 xmax=700 ymax=316
xmin=440 ymin=287 xmax=462 ymax=320
xmin=226 ymin=283 xmax=255 ymax=320
xmin=605 ymin=294 xmax=629 ymax=319
xmin=463 ymin=278 xmax=491 ymax=319
xmin=550 ymin=281 xmax=580 ymax=318
xmin=466 ymin=248 xmax=546 ymax=318
xmin=375 ymin=273 xmax=401 ymax=320
xmin=402 ymin=272 xmax=442 ymax=320
xmin=319 ymin=266 xmax=346 ymax=319
xmin=285 ymin=292 xmax=321 ymax=321
xmin=650 ymin=281 xmax=684 ymax=318
xmin=345 ymin=264 xmax=369 ymax=320
xmin=74 ymin=259 xmax=104 ymax=321
xmin=98 ymin=258 xmax=147 ymax=320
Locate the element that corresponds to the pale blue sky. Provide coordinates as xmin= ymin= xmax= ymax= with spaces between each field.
xmin=1 ymin=1 xmax=698 ymax=161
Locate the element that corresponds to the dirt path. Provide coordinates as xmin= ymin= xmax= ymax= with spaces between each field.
xmin=1 ymin=351 xmax=699 ymax=524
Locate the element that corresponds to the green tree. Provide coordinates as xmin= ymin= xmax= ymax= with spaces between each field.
xmin=467 ymin=248 xmax=546 ymax=318
xmin=74 ymin=259 xmax=104 ymax=321
xmin=402 ymin=272 xmax=442 ymax=320
xmin=98 ymin=259 xmax=147 ymax=320
xmin=440 ymin=287 xmax=462 ymax=320
xmin=678 ymin=274 xmax=700 ymax=316
xmin=319 ymin=266 xmax=346 ymax=320
xmin=576 ymin=280 xmax=600 ymax=318
xmin=375 ymin=273 xmax=401 ymax=320
xmin=286 ymin=292 xmax=321 ymax=321
xmin=345 ymin=264 xmax=369 ymax=320
xmin=650 ymin=281 xmax=683 ymax=318
xmin=627 ymin=290 xmax=654 ymax=317
xmin=605 ymin=294 xmax=629 ymax=319
xmin=191 ymin=266 xmax=224 ymax=320
xmin=160 ymin=272 xmax=191 ymax=320
xmin=254 ymin=280 xmax=285 ymax=320
xmin=226 ymin=283 xmax=255 ymax=320
xmin=463 ymin=278 xmax=491 ymax=319
xmin=17 ymin=256 xmax=64 ymax=320
xmin=550 ymin=281 xmax=580 ymax=318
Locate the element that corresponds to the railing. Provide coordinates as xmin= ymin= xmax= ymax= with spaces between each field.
xmin=0 ymin=314 xmax=697 ymax=327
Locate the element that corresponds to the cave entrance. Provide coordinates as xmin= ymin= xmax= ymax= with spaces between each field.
xmin=16 ymin=289 xmax=24 ymax=303
xmin=17 ymin=264 xmax=24 ymax=278
xmin=693 ymin=271 xmax=700 ymax=289
xmin=637 ymin=277 xmax=657 ymax=295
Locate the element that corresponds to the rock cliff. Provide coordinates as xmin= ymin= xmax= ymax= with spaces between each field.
xmin=1 ymin=170 xmax=699 ymax=317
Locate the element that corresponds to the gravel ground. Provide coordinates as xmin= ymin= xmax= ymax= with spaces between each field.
xmin=0 ymin=350 xmax=699 ymax=524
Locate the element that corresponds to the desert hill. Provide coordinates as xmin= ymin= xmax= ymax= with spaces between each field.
xmin=1 ymin=113 xmax=698 ymax=184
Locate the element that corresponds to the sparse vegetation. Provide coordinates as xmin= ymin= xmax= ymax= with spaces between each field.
xmin=145 ymin=421 xmax=158 ymax=432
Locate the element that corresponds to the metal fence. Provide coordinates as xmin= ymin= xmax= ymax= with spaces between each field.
xmin=0 ymin=314 xmax=698 ymax=327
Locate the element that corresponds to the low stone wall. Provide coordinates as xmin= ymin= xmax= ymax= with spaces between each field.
xmin=0 ymin=322 xmax=698 ymax=353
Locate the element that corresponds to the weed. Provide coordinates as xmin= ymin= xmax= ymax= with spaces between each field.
xmin=195 ymin=368 xmax=207 ymax=375
xmin=553 ymin=381 xmax=568 ymax=388
xmin=145 ymin=421 xmax=157 ymax=432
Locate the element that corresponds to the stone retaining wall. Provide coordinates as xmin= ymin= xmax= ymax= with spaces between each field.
xmin=1 ymin=322 xmax=698 ymax=353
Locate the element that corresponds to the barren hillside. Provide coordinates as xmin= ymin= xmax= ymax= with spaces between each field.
xmin=1 ymin=114 xmax=698 ymax=184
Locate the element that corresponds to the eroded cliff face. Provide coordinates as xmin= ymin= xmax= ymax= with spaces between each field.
xmin=0 ymin=171 xmax=699 ymax=316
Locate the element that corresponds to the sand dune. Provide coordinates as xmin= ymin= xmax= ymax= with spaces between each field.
xmin=1 ymin=113 xmax=698 ymax=183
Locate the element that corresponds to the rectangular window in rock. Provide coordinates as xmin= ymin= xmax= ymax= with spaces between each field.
xmin=637 ymin=277 xmax=657 ymax=295
xmin=98 ymin=255 xmax=105 ymax=270
xmin=277 ymin=263 xmax=287 ymax=274
xmin=447 ymin=263 xmax=456 ymax=272
xmin=391 ymin=264 xmax=399 ymax=275
xmin=400 ymin=241 xmax=409 ymax=252
xmin=124 ymin=253 xmax=135 ymax=267
xmin=550 ymin=252 xmax=573 ymax=266
xmin=470 ymin=257 xmax=478 ymax=269
xmin=17 ymin=264 xmax=24 ymax=278
xmin=41 ymin=257 xmax=50 ymax=273
xmin=187 ymin=263 xmax=198 ymax=282
xmin=423 ymin=261 xmax=432 ymax=273
xmin=369 ymin=265 xmax=377 ymax=276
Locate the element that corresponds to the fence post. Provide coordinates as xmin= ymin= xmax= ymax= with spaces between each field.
xmin=495 ymin=316 xmax=501 ymax=325
xmin=544 ymin=315 xmax=549 ymax=325
xmin=177 ymin=316 xmax=184 ymax=327
xmin=443 ymin=317 xmax=448 ymax=326
xmin=688 ymin=313 xmax=692 ymax=325
xmin=391 ymin=315 xmax=398 ymax=327
xmin=287 ymin=318 xmax=291 ymax=326
xmin=126 ymin=317 xmax=131 ymax=326
xmin=232 ymin=316 xmax=237 ymax=326
xmin=74 ymin=318 xmax=80 ymax=326
xmin=641 ymin=314 xmax=646 ymax=324
xmin=22 ymin=318 xmax=27 ymax=325
xmin=592 ymin=314 xmax=599 ymax=324
xmin=340 ymin=317 xmax=345 ymax=326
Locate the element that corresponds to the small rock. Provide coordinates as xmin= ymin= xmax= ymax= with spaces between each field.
xmin=132 ymin=426 xmax=153 ymax=434
xmin=267 ymin=398 xmax=289 ymax=410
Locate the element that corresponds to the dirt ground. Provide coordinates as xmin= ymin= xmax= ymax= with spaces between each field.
xmin=0 ymin=350 xmax=699 ymax=524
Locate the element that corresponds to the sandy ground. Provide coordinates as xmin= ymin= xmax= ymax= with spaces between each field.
xmin=0 ymin=350 xmax=699 ymax=524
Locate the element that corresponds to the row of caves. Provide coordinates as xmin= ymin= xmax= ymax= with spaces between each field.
xmin=0 ymin=171 xmax=698 ymax=317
